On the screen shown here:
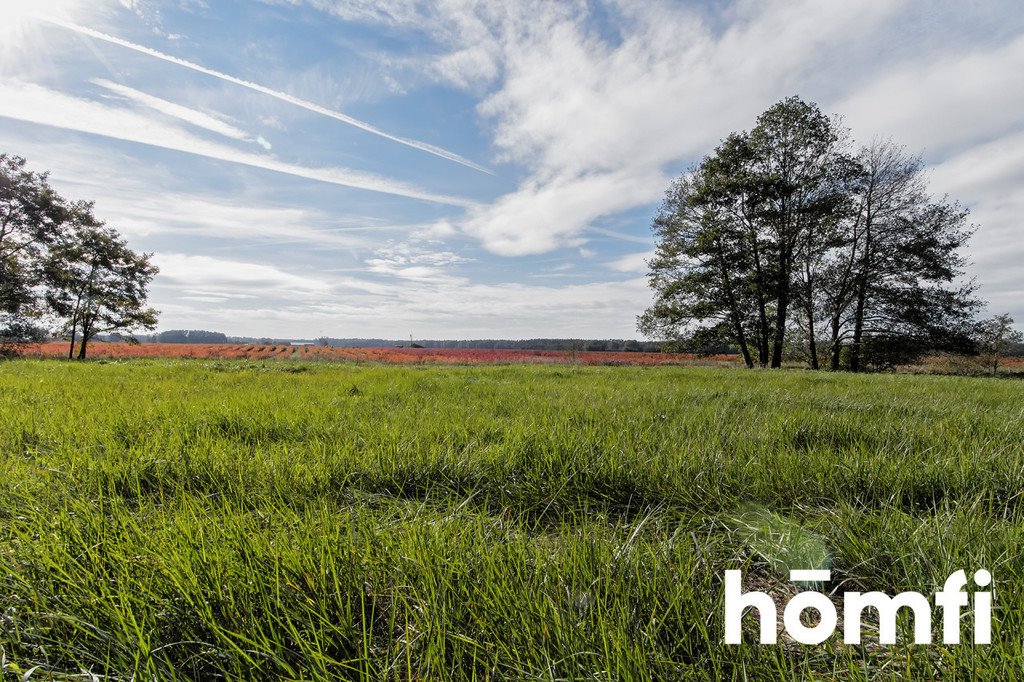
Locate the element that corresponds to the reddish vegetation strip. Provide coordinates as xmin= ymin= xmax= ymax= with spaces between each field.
xmin=19 ymin=342 xmax=739 ymax=366
xmin=916 ymin=354 xmax=1024 ymax=369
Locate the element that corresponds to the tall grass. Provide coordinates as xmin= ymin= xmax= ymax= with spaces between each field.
xmin=1 ymin=360 xmax=1022 ymax=679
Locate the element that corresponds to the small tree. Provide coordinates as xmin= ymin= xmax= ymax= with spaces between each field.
xmin=976 ymin=314 xmax=1023 ymax=375
xmin=45 ymin=211 xmax=159 ymax=359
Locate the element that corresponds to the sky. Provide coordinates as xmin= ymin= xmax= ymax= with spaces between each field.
xmin=1 ymin=0 xmax=1022 ymax=339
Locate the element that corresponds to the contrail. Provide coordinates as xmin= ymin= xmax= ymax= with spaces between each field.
xmin=40 ymin=16 xmax=494 ymax=175
xmin=92 ymin=78 xmax=266 ymax=147
xmin=0 ymin=81 xmax=477 ymax=207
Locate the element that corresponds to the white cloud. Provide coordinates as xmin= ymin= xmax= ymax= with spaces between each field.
xmin=586 ymin=227 xmax=653 ymax=246
xmin=150 ymin=251 xmax=653 ymax=338
xmin=0 ymin=80 xmax=473 ymax=206
xmin=929 ymin=130 xmax=1024 ymax=323
xmin=835 ymin=34 xmax=1024 ymax=156
xmin=265 ymin=0 xmax=423 ymax=27
xmin=299 ymin=0 xmax=907 ymax=255
xmin=9 ymin=0 xmax=1024 ymax=336
xmin=477 ymin=0 xmax=899 ymax=175
xmin=293 ymin=0 xmax=1023 ymax=324
xmin=929 ymin=130 xmax=1024 ymax=203
xmin=461 ymin=168 xmax=663 ymax=255
xmin=410 ymin=220 xmax=458 ymax=240
xmin=365 ymin=241 xmax=473 ymax=282
xmin=0 ymin=0 xmax=101 ymax=67
xmin=430 ymin=42 xmax=501 ymax=90
xmin=607 ymin=250 xmax=653 ymax=274
xmin=259 ymin=115 xmax=286 ymax=131
xmin=111 ymin=196 xmax=375 ymax=248
xmin=155 ymin=253 xmax=333 ymax=297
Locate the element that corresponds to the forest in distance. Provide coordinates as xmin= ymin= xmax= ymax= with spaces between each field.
xmin=140 ymin=329 xmax=666 ymax=352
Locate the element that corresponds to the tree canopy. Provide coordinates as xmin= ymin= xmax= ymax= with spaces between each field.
xmin=0 ymin=153 xmax=159 ymax=357
xmin=639 ymin=97 xmax=981 ymax=370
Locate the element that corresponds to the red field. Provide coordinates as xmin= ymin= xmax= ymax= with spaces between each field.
xmin=18 ymin=341 xmax=739 ymax=366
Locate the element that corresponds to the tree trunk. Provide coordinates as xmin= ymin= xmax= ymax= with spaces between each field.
xmin=77 ymin=311 xmax=93 ymax=360
xmin=771 ymin=299 xmax=788 ymax=368
xmin=849 ymin=199 xmax=875 ymax=373
xmin=806 ymin=302 xmax=819 ymax=370
xmin=729 ymin=307 xmax=754 ymax=369
xmin=829 ymin=318 xmax=842 ymax=371
xmin=738 ymin=336 xmax=754 ymax=369
xmin=67 ymin=292 xmax=84 ymax=360
xmin=715 ymin=237 xmax=754 ymax=369
xmin=771 ymin=252 xmax=790 ymax=368
xmin=803 ymin=254 xmax=819 ymax=370
xmin=744 ymin=217 xmax=771 ymax=367
xmin=849 ymin=279 xmax=867 ymax=372
xmin=757 ymin=316 xmax=770 ymax=367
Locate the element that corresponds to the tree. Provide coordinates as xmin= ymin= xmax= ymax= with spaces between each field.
xmin=44 ymin=211 xmax=159 ymax=359
xmin=0 ymin=152 xmax=160 ymax=358
xmin=746 ymin=97 xmax=853 ymax=368
xmin=976 ymin=314 xmax=1024 ymax=375
xmin=638 ymin=162 xmax=758 ymax=368
xmin=640 ymin=97 xmax=981 ymax=371
xmin=640 ymin=97 xmax=853 ymax=368
xmin=828 ymin=141 xmax=978 ymax=371
xmin=0 ymin=154 xmax=69 ymax=342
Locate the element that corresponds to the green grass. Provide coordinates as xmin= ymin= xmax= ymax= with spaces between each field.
xmin=1 ymin=359 xmax=1022 ymax=680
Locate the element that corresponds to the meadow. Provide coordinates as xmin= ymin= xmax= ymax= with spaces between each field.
xmin=1 ymin=358 xmax=1022 ymax=680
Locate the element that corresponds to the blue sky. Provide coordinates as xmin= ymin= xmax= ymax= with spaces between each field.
xmin=1 ymin=0 xmax=1022 ymax=338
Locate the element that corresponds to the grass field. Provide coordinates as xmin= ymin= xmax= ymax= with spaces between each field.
xmin=1 ymin=359 xmax=1022 ymax=680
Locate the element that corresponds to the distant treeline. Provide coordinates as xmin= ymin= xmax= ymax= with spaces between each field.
xmin=140 ymin=330 xmax=666 ymax=352
xmin=150 ymin=329 xmax=229 ymax=344
xmin=96 ymin=329 xmax=1024 ymax=358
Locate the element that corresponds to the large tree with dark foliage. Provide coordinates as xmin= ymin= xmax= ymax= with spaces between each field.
xmin=639 ymin=97 xmax=980 ymax=370
xmin=0 ymin=153 xmax=159 ymax=357
xmin=0 ymin=154 xmax=68 ymax=343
